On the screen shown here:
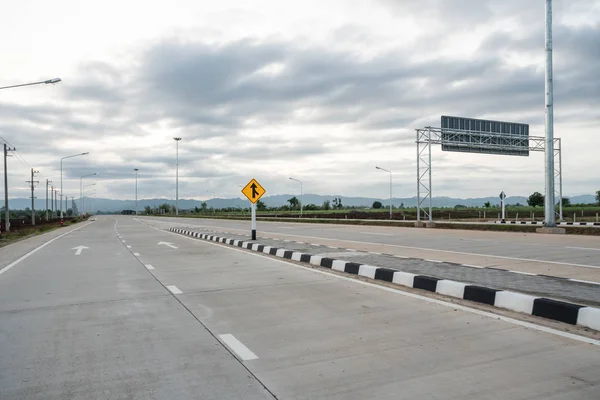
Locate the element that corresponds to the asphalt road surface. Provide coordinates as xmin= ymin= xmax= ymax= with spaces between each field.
xmin=0 ymin=216 xmax=598 ymax=399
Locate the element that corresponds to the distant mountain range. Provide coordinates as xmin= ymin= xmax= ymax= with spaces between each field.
xmin=4 ymin=194 xmax=596 ymax=212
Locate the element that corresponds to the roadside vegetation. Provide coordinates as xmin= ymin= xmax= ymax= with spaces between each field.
xmin=0 ymin=210 xmax=89 ymax=247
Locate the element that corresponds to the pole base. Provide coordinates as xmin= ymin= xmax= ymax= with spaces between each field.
xmin=252 ymin=230 xmax=256 ymax=241
xmin=536 ymin=227 xmax=566 ymax=235
xmin=425 ymin=221 xmax=436 ymax=228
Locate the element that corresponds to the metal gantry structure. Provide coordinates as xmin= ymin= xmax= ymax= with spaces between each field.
xmin=415 ymin=127 xmax=563 ymax=223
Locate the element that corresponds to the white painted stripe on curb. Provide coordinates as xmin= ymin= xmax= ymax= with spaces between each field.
xmin=309 ymin=256 xmax=323 ymax=266
xmin=436 ymin=280 xmax=466 ymax=298
xmin=145 ymin=264 xmax=155 ymax=270
xmin=358 ymin=265 xmax=378 ymax=279
xmin=495 ymin=291 xmax=536 ymax=315
xmin=252 ymin=244 xmax=260 ymax=251
xmin=275 ymin=249 xmax=286 ymax=257
xmin=332 ymin=260 xmax=347 ymax=272
xmin=219 ymin=334 xmax=258 ymax=361
xmin=167 ymin=285 xmax=182 ymax=295
xmin=577 ymin=307 xmax=600 ymax=331
xmin=263 ymin=246 xmax=272 ymax=254
xmin=393 ymin=271 xmax=416 ymax=287
xmin=291 ymin=252 xmax=303 ymax=261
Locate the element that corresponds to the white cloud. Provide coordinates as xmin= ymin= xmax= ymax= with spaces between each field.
xmin=1 ymin=0 xmax=599 ymax=204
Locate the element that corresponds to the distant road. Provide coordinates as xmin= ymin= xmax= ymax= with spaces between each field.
xmin=141 ymin=216 xmax=600 ymax=282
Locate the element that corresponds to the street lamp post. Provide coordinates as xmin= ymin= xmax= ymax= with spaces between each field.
xmin=1 ymin=77 xmax=61 ymax=231
xmin=0 ymin=78 xmax=61 ymax=90
xmin=134 ymin=169 xmax=139 ymax=215
xmin=376 ymin=166 xmax=393 ymax=219
xmin=61 ymin=152 xmax=89 ymax=220
xmin=83 ymin=183 xmax=95 ymax=215
xmin=289 ymin=177 xmax=303 ymax=217
xmin=173 ymin=137 xmax=182 ymax=216
xmin=80 ymin=173 xmax=97 ymax=215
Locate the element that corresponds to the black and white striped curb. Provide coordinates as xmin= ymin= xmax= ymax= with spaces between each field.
xmin=496 ymin=220 xmax=600 ymax=227
xmin=170 ymin=227 xmax=600 ymax=331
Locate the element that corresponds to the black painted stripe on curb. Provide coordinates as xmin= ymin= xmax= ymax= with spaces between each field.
xmin=375 ymin=268 xmax=397 ymax=282
xmin=269 ymin=248 xmax=279 ymax=255
xmin=464 ymin=286 xmax=498 ymax=305
xmin=320 ymin=258 xmax=335 ymax=269
xmin=283 ymin=250 xmax=294 ymax=259
xmin=532 ymin=298 xmax=583 ymax=325
xmin=256 ymin=245 xmax=265 ymax=252
xmin=300 ymin=254 xmax=312 ymax=263
xmin=413 ymin=276 xmax=439 ymax=292
xmin=344 ymin=263 xmax=361 ymax=275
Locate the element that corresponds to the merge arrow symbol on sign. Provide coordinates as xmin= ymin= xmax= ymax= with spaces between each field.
xmin=72 ymin=245 xmax=89 ymax=255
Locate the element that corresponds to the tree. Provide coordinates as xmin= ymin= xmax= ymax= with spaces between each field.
xmin=144 ymin=206 xmax=152 ymax=215
xmin=287 ymin=196 xmax=299 ymax=210
xmin=372 ymin=201 xmax=383 ymax=209
xmin=561 ymin=197 xmax=571 ymax=207
xmin=527 ymin=192 xmax=544 ymax=207
xmin=66 ymin=208 xmax=73 ymax=216
xmin=332 ymin=197 xmax=343 ymax=209
xmin=399 ymin=202 xmax=405 ymax=209
xmin=322 ymin=200 xmax=331 ymax=210
xmin=596 ymin=190 xmax=600 ymax=206
xmin=484 ymin=201 xmax=491 ymax=208
xmin=201 ymin=202 xmax=207 ymax=211
xmin=256 ymin=200 xmax=267 ymax=211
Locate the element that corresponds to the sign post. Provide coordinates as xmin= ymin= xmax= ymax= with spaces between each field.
xmin=500 ymin=191 xmax=506 ymax=222
xmin=241 ymin=178 xmax=266 ymax=241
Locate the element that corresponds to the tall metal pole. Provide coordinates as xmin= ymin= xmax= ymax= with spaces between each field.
xmin=174 ymin=137 xmax=182 ymax=216
xmin=60 ymin=158 xmax=63 ymax=220
xmin=3 ymin=144 xmax=11 ymax=232
xmin=416 ymin=132 xmax=420 ymax=223
xmin=30 ymin=169 xmax=35 ymax=225
xmin=134 ymin=168 xmax=139 ymax=215
xmin=428 ymin=133 xmax=433 ymax=223
xmin=558 ymin=138 xmax=563 ymax=221
xmin=46 ymin=179 xmax=50 ymax=221
xmin=544 ymin=0 xmax=556 ymax=227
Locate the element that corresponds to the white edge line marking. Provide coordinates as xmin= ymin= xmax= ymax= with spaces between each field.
xmin=147 ymin=222 xmax=600 ymax=346
xmin=0 ymin=222 xmax=93 ymax=276
xmin=359 ymin=231 xmax=394 ymax=236
xmin=569 ymin=278 xmax=600 ymax=285
xmin=510 ymin=270 xmax=537 ymax=276
xmin=462 ymin=264 xmax=484 ymax=268
xmin=166 ymin=285 xmax=182 ymax=295
xmin=145 ymin=264 xmax=155 ymax=270
xmin=566 ymin=246 xmax=600 ymax=251
xmin=219 ymin=334 xmax=258 ymax=361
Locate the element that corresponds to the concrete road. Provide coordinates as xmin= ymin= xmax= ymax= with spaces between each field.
xmin=1 ymin=216 xmax=599 ymax=399
xmin=140 ymin=216 xmax=600 ymax=282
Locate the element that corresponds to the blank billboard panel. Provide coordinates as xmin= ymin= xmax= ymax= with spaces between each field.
xmin=441 ymin=116 xmax=530 ymax=156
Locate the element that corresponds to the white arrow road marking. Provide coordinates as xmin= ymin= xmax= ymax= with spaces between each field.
xmin=158 ymin=241 xmax=178 ymax=249
xmin=72 ymin=246 xmax=89 ymax=256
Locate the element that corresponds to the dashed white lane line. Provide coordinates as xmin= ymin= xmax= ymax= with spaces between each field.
xmin=462 ymin=264 xmax=484 ymax=268
xmin=134 ymin=252 xmax=140 ymax=256
xmin=566 ymin=246 xmax=600 ymax=251
xmin=167 ymin=285 xmax=183 ymax=295
xmin=218 ymin=334 xmax=259 ymax=361
xmin=127 ymin=245 xmax=132 ymax=248
xmin=359 ymin=232 xmax=394 ymax=236
xmin=569 ymin=278 xmax=600 ymax=285
xmin=425 ymin=259 xmax=443 ymax=263
xmin=145 ymin=264 xmax=155 ymax=270
xmin=510 ymin=270 xmax=537 ymax=276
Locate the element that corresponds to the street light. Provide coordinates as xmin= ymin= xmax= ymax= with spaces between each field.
xmin=83 ymin=183 xmax=96 ymax=215
xmin=289 ymin=177 xmax=303 ymax=217
xmin=134 ymin=168 xmax=139 ymax=215
xmin=0 ymin=78 xmax=61 ymax=90
xmin=80 ymin=173 xmax=97 ymax=215
xmin=61 ymin=152 xmax=89 ymax=220
xmin=376 ymin=166 xmax=393 ymax=219
xmin=174 ymin=137 xmax=182 ymax=216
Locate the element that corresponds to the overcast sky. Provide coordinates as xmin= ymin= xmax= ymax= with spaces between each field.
xmin=1 ymin=0 xmax=598 ymax=202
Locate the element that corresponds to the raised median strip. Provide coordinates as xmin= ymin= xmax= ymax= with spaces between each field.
xmin=496 ymin=220 xmax=600 ymax=226
xmin=169 ymin=227 xmax=600 ymax=331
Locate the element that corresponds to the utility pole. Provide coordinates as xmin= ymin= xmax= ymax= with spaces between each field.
xmin=173 ymin=137 xmax=182 ymax=216
xmin=26 ymin=169 xmax=39 ymax=225
xmin=46 ymin=179 xmax=52 ymax=221
xmin=3 ymin=143 xmax=16 ymax=232
xmin=544 ymin=0 xmax=556 ymax=227
xmin=51 ymin=186 xmax=55 ymax=217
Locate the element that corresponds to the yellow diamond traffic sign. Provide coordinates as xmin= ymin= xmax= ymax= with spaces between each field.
xmin=241 ymin=178 xmax=266 ymax=204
